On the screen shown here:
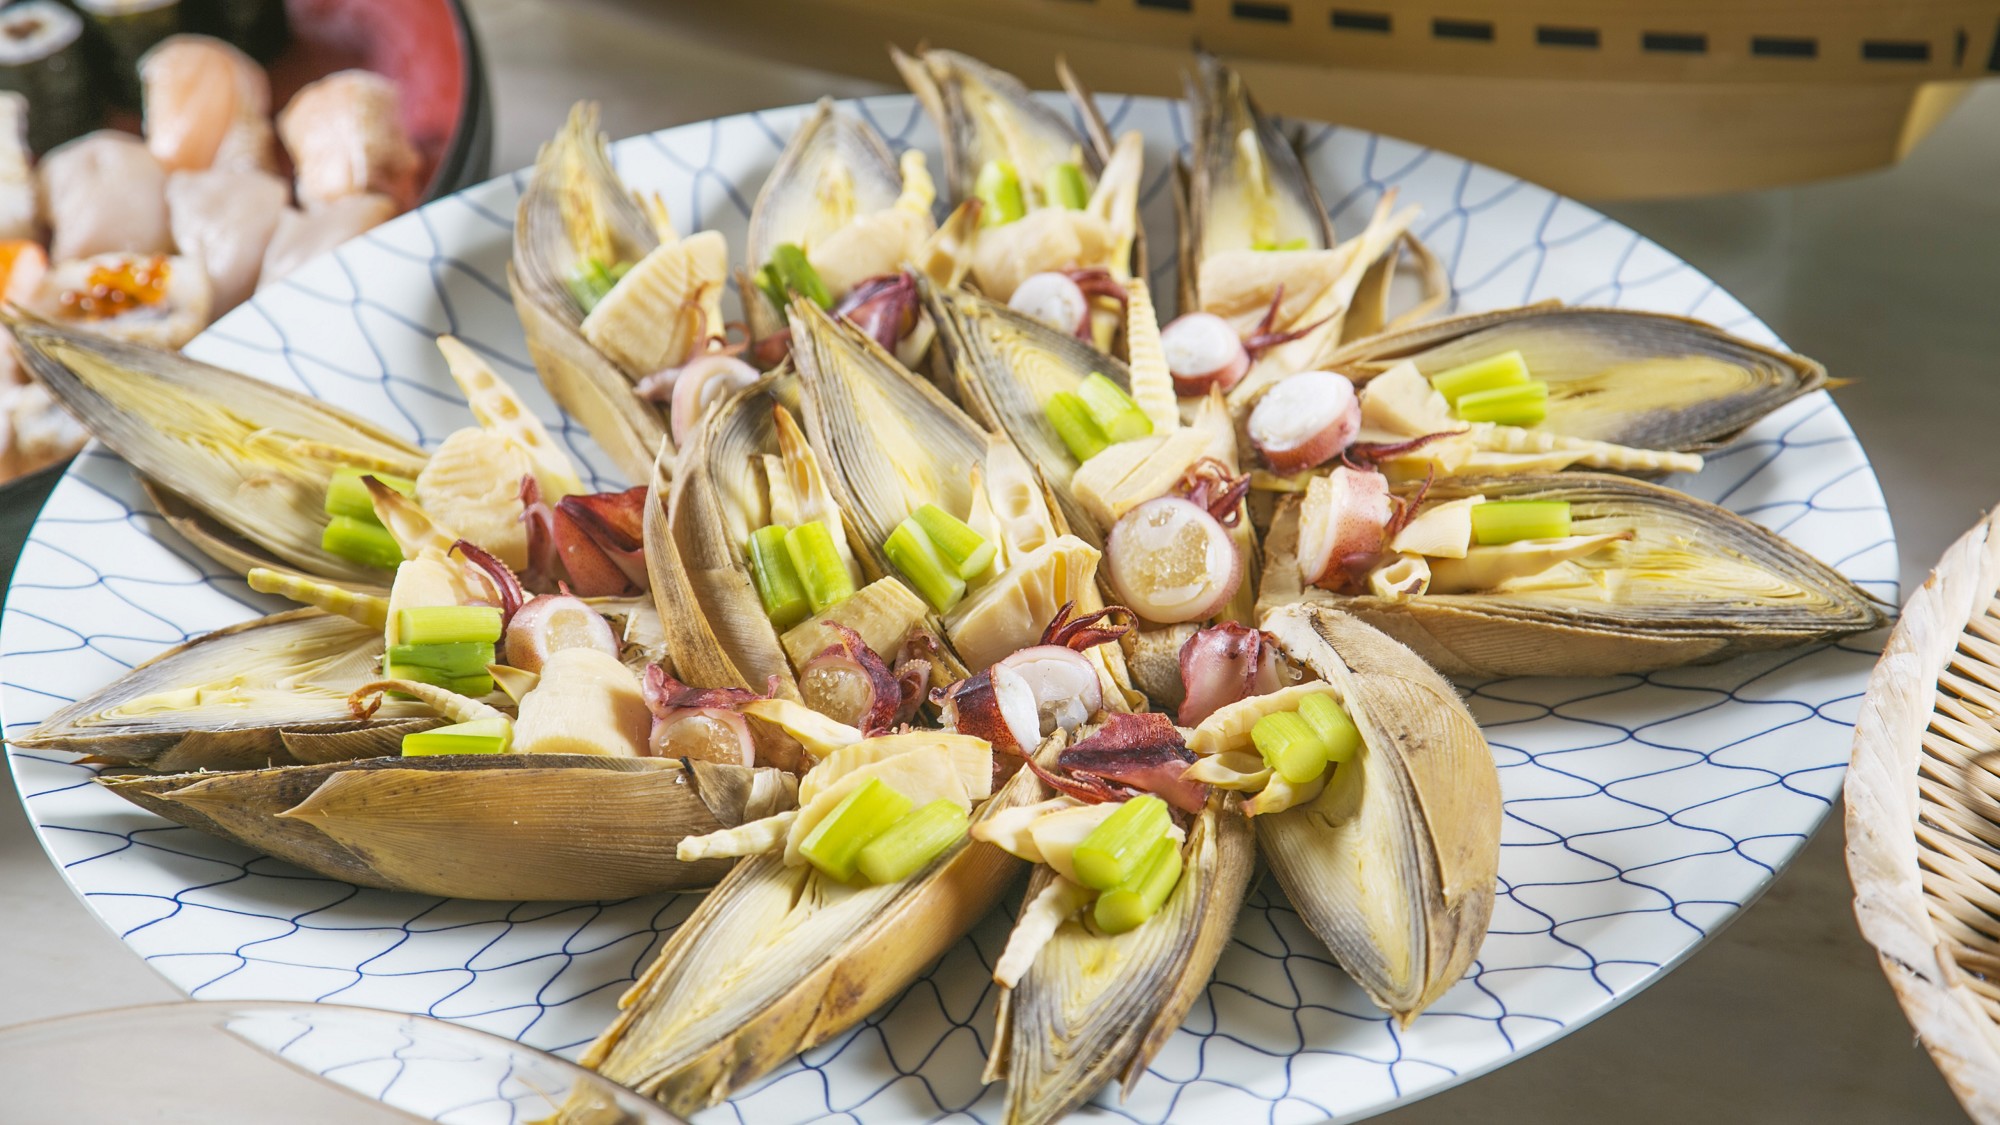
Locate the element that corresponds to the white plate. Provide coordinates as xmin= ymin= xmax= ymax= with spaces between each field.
xmin=1 ymin=94 xmax=1896 ymax=1124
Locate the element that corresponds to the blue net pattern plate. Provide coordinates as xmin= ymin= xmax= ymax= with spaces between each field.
xmin=1 ymin=94 xmax=1895 ymax=1124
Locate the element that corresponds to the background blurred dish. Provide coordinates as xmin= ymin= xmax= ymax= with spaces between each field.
xmin=271 ymin=0 xmax=491 ymax=203
xmin=0 ymin=0 xmax=489 ymax=525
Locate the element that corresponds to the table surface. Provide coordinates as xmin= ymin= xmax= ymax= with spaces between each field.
xmin=1 ymin=1 xmax=1989 ymax=1120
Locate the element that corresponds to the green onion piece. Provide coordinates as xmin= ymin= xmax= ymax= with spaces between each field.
xmin=1092 ymin=833 xmax=1185 ymax=934
xmin=754 ymin=263 xmax=788 ymax=317
xmin=884 ymin=519 xmax=967 ymax=614
xmin=782 ymin=521 xmax=856 ymax=613
xmin=567 ymin=257 xmax=621 ymax=313
xmin=397 ymin=605 xmax=504 ymax=646
xmin=1453 ymin=380 xmax=1549 ymax=426
xmin=1470 ymin=499 xmax=1572 ymax=545
xmin=1429 ymin=349 xmax=1531 ymax=404
xmin=799 ymin=777 xmax=915 ymax=882
xmin=401 ymin=717 xmax=512 ymax=757
xmin=911 ymin=503 xmax=995 ymax=580
xmin=383 ymin=663 xmax=495 ymax=697
xmin=385 ymin=642 xmax=497 ymax=680
xmin=769 ymin=243 xmax=832 ymax=309
xmin=746 ymin=525 xmax=812 ymax=629
xmin=855 ymin=798 xmax=970 ymax=884
xmin=1072 ymin=794 xmax=1172 ymax=891
xmin=1045 ymin=161 xmax=1089 ymax=210
xmin=1251 ymin=236 xmax=1310 ymax=252
xmin=1046 ymin=390 xmax=1110 ymax=463
xmin=975 ymin=159 xmax=1026 ymax=226
xmin=1252 ymin=710 xmax=1332 ymax=785
xmin=1296 ymin=693 xmax=1362 ymax=766
xmin=321 ymin=515 xmax=405 ymax=570
xmin=1076 ymin=372 xmax=1154 ymax=444
xmin=324 ymin=467 xmax=415 ymax=521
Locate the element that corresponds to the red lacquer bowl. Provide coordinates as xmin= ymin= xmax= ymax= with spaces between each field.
xmin=270 ymin=0 xmax=491 ymax=200
xmin=99 ymin=0 xmax=492 ymax=200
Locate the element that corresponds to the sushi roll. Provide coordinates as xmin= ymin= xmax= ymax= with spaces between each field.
xmin=22 ymin=251 xmax=212 ymax=349
xmin=0 ymin=240 xmax=49 ymax=304
xmin=0 ymin=2 xmax=97 ymax=153
xmin=184 ymin=0 xmax=286 ymax=63
xmin=38 ymin=131 xmax=172 ymax=261
xmin=259 ymin=193 xmax=397 ymax=287
xmin=167 ymin=166 xmax=285 ymax=313
xmin=0 ymin=236 xmax=68 ymax=478
xmin=0 ymin=378 xmax=89 ymax=479
xmin=278 ymin=70 xmax=421 ymax=210
xmin=75 ymin=0 xmax=182 ymax=108
xmin=139 ymin=34 xmax=275 ymax=173
xmin=0 ymin=94 xmax=38 ymax=242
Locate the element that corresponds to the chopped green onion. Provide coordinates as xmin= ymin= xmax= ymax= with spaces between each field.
xmin=385 ymin=642 xmax=497 ymax=680
xmin=855 ymin=798 xmax=970 ymax=884
xmin=782 ymin=521 xmax=856 ymax=613
xmin=564 ymin=263 xmax=603 ymax=312
xmin=975 ymin=159 xmax=1026 ymax=226
xmin=1076 ymin=372 xmax=1153 ymax=444
xmin=401 ymin=717 xmax=512 ymax=757
xmin=769 ymin=243 xmax=832 ymax=309
xmin=1045 ymin=161 xmax=1089 ymax=210
xmin=1072 ymin=794 xmax=1172 ymax=891
xmin=911 ymin=503 xmax=995 ymax=580
xmin=1251 ymin=236 xmax=1310 ymax=252
xmin=1453 ymin=380 xmax=1549 ymax=426
xmin=753 ymin=262 xmax=788 ymax=316
xmin=397 ymin=605 xmax=504 ymax=646
xmin=884 ymin=519 xmax=967 ymax=614
xmin=383 ymin=663 xmax=495 ymax=697
xmin=1251 ymin=710 xmax=1332 ymax=785
xmin=321 ymin=515 xmax=405 ymax=570
xmin=1429 ymin=350 xmax=1531 ymax=404
xmin=1046 ymin=390 xmax=1110 ymax=463
xmin=1092 ymin=833 xmax=1184 ymax=934
xmin=746 ymin=524 xmax=812 ymax=629
xmin=1470 ymin=500 xmax=1572 ymax=545
xmin=324 ymin=467 xmax=415 ymax=521
xmin=799 ymin=777 xmax=914 ymax=882
xmin=567 ymin=257 xmax=627 ymax=313
xmin=1296 ymin=693 xmax=1362 ymax=766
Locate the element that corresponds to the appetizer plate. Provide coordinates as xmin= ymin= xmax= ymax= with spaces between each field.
xmin=1 ymin=95 xmax=1895 ymax=1124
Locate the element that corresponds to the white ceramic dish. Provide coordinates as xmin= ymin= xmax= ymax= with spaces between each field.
xmin=1 ymin=93 xmax=1896 ymax=1124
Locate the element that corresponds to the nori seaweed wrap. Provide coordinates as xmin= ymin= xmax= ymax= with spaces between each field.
xmin=0 ymin=1 xmax=98 ymax=152
xmin=185 ymin=0 xmax=286 ymax=63
xmin=76 ymin=0 xmax=182 ymax=108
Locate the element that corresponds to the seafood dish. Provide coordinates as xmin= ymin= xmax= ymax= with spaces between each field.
xmin=1259 ymin=470 xmax=1881 ymax=677
xmin=7 ymin=45 xmax=1886 ymax=1125
xmin=0 ymin=13 xmax=433 ymax=487
xmin=511 ymin=103 xmax=733 ymax=482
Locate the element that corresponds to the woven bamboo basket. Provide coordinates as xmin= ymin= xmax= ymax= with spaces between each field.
xmin=1849 ymin=507 xmax=2000 ymax=1122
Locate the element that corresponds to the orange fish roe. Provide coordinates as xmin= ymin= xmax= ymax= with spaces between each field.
xmin=56 ymin=256 xmax=170 ymax=320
